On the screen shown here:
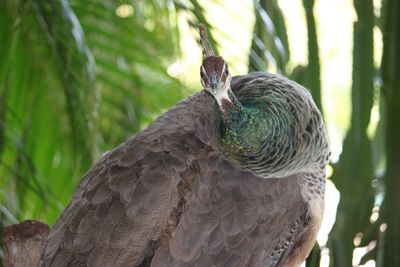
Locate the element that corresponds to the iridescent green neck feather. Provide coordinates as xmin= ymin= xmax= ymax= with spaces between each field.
xmin=218 ymin=93 xmax=282 ymax=170
xmin=211 ymin=73 xmax=329 ymax=179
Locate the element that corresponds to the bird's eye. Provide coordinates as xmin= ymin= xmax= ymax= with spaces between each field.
xmin=224 ymin=65 xmax=229 ymax=75
xmin=200 ymin=70 xmax=205 ymax=78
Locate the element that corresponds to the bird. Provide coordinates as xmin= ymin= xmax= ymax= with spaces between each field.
xmin=39 ymin=25 xmax=329 ymax=267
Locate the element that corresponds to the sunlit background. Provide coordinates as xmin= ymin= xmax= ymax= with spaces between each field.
xmin=1 ymin=0 xmax=398 ymax=266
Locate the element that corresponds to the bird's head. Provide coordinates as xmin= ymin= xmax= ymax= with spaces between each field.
xmin=199 ymin=25 xmax=232 ymax=106
xmin=200 ymin=56 xmax=231 ymax=96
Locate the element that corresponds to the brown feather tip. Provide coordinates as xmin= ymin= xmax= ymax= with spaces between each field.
xmin=199 ymin=24 xmax=215 ymax=58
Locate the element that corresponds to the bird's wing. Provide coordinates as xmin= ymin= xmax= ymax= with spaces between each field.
xmin=150 ymin=159 xmax=310 ymax=267
xmin=275 ymin=172 xmax=325 ymax=267
xmin=40 ymin=92 xmax=218 ymax=266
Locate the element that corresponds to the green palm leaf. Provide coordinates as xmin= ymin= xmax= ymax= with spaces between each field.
xmin=0 ymin=0 xmax=98 ymax=224
xmin=248 ymin=0 xmax=290 ymax=74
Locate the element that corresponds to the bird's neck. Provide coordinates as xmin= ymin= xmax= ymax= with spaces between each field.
xmin=215 ymin=88 xmax=243 ymax=120
xmin=212 ymin=84 xmax=237 ymax=107
xmin=217 ymin=94 xmax=270 ymax=166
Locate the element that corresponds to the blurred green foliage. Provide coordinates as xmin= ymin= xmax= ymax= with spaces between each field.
xmin=0 ymin=0 xmax=399 ymax=266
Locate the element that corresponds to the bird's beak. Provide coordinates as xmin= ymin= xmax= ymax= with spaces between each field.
xmin=210 ymin=84 xmax=217 ymax=94
xmin=210 ymin=74 xmax=219 ymax=94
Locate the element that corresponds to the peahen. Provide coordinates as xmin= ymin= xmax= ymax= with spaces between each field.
xmin=38 ymin=26 xmax=329 ymax=267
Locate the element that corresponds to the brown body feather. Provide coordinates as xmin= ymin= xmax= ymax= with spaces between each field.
xmin=39 ymin=73 xmax=325 ymax=267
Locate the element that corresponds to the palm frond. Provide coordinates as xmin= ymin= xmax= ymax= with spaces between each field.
xmin=0 ymin=0 xmax=99 ymax=223
xmin=248 ymin=0 xmax=290 ymax=73
xmin=301 ymin=0 xmax=322 ymax=112
xmin=71 ymin=0 xmax=184 ymax=145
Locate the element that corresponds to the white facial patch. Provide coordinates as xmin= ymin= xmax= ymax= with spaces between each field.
xmin=214 ymin=81 xmax=231 ymax=106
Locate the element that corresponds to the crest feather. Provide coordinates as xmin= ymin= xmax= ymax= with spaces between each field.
xmin=199 ymin=24 xmax=215 ymax=58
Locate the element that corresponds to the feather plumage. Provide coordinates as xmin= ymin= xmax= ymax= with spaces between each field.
xmin=39 ymin=72 xmax=329 ymax=267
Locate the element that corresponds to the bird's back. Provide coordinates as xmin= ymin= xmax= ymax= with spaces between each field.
xmin=40 ymin=72 xmax=325 ymax=267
